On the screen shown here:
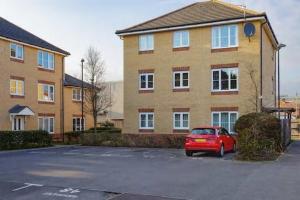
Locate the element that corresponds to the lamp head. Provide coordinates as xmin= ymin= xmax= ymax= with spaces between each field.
xmin=278 ymin=43 xmax=286 ymax=50
xmin=81 ymin=58 xmax=85 ymax=63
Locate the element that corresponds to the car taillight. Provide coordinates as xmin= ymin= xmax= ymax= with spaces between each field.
xmin=207 ymin=137 xmax=217 ymax=142
xmin=186 ymin=138 xmax=193 ymax=143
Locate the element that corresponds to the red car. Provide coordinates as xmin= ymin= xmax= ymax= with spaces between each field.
xmin=185 ymin=126 xmax=236 ymax=157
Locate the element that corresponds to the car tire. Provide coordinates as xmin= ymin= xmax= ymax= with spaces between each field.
xmin=232 ymin=143 xmax=237 ymax=153
xmin=185 ymin=150 xmax=193 ymax=157
xmin=218 ymin=144 xmax=224 ymax=157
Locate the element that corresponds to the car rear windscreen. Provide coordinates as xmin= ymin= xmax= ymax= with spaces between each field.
xmin=191 ymin=128 xmax=215 ymax=135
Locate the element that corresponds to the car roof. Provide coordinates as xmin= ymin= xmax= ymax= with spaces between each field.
xmin=192 ymin=126 xmax=221 ymax=130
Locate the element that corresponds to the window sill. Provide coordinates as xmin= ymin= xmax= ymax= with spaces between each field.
xmin=38 ymin=67 xmax=55 ymax=73
xmin=139 ymin=50 xmax=154 ymax=55
xmin=211 ymin=91 xmax=239 ymax=95
xmin=139 ymin=90 xmax=154 ymax=94
xmin=10 ymin=95 xmax=24 ymax=99
xmin=211 ymin=47 xmax=238 ymax=53
xmin=139 ymin=129 xmax=154 ymax=133
xmin=173 ymin=47 xmax=189 ymax=52
xmin=173 ymin=88 xmax=189 ymax=92
xmin=10 ymin=58 xmax=24 ymax=63
xmin=173 ymin=129 xmax=189 ymax=133
xmin=38 ymin=101 xmax=55 ymax=105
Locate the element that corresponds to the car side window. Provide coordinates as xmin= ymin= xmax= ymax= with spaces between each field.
xmin=219 ymin=129 xmax=225 ymax=135
xmin=223 ymin=128 xmax=230 ymax=135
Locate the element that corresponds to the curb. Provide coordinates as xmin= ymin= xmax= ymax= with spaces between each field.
xmin=0 ymin=145 xmax=77 ymax=154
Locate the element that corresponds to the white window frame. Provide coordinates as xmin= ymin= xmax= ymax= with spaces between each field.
xmin=173 ymin=71 xmax=189 ymax=89
xmin=10 ymin=43 xmax=24 ymax=60
xmin=212 ymin=24 xmax=238 ymax=49
xmin=72 ymin=88 xmax=82 ymax=101
xmin=38 ymin=50 xmax=55 ymax=70
xmin=10 ymin=79 xmax=24 ymax=96
xmin=211 ymin=112 xmax=239 ymax=134
xmin=173 ymin=112 xmax=189 ymax=130
xmin=139 ymin=34 xmax=154 ymax=51
xmin=139 ymin=112 xmax=154 ymax=130
xmin=38 ymin=83 xmax=55 ymax=102
xmin=211 ymin=68 xmax=239 ymax=92
xmin=72 ymin=117 xmax=85 ymax=131
xmin=12 ymin=116 xmax=25 ymax=131
xmin=139 ymin=73 xmax=154 ymax=90
xmin=173 ymin=30 xmax=190 ymax=48
xmin=38 ymin=117 xmax=55 ymax=134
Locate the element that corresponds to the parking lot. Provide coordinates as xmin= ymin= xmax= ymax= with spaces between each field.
xmin=0 ymin=143 xmax=300 ymax=200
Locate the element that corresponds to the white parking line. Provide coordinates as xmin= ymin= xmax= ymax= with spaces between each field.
xmin=12 ymin=183 xmax=43 ymax=192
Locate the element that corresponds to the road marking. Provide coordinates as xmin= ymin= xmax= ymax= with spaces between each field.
xmin=12 ymin=183 xmax=43 ymax=191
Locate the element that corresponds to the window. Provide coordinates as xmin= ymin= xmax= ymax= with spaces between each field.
xmin=212 ymin=68 xmax=238 ymax=91
xmin=38 ymin=117 xmax=54 ymax=134
xmin=72 ymin=88 xmax=82 ymax=101
xmin=212 ymin=25 xmax=238 ymax=49
xmin=73 ymin=117 xmax=85 ymax=131
xmin=10 ymin=43 xmax=24 ymax=60
xmin=173 ymin=31 xmax=189 ymax=48
xmin=38 ymin=83 xmax=54 ymax=102
xmin=139 ymin=112 xmax=154 ymax=129
xmin=212 ymin=112 xmax=238 ymax=133
xmin=10 ymin=79 xmax=24 ymax=96
xmin=173 ymin=71 xmax=189 ymax=89
xmin=173 ymin=112 xmax=189 ymax=129
xmin=38 ymin=50 xmax=54 ymax=70
xmin=139 ymin=73 xmax=154 ymax=90
xmin=139 ymin=34 xmax=154 ymax=51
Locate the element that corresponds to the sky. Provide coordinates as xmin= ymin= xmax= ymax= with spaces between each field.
xmin=0 ymin=0 xmax=299 ymax=96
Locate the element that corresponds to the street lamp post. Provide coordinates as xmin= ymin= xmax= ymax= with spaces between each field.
xmin=81 ymin=59 xmax=84 ymax=133
xmin=277 ymin=43 xmax=286 ymax=109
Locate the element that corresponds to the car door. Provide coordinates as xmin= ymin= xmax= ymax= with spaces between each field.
xmin=218 ymin=128 xmax=227 ymax=149
xmin=222 ymin=128 xmax=233 ymax=151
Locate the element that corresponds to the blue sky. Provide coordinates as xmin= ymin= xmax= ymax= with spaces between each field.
xmin=0 ymin=0 xmax=299 ymax=96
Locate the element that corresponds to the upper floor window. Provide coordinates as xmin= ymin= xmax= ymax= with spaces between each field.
xmin=139 ymin=73 xmax=154 ymax=90
xmin=139 ymin=34 xmax=154 ymax=51
xmin=38 ymin=117 xmax=54 ymax=134
xmin=173 ymin=71 xmax=189 ymax=89
xmin=173 ymin=112 xmax=189 ymax=130
xmin=212 ymin=68 xmax=238 ymax=91
xmin=212 ymin=112 xmax=238 ymax=133
xmin=173 ymin=30 xmax=189 ymax=48
xmin=72 ymin=88 xmax=82 ymax=101
xmin=10 ymin=43 xmax=24 ymax=60
xmin=10 ymin=79 xmax=24 ymax=96
xmin=38 ymin=50 xmax=54 ymax=70
xmin=139 ymin=112 xmax=154 ymax=129
xmin=212 ymin=25 xmax=238 ymax=49
xmin=38 ymin=83 xmax=54 ymax=102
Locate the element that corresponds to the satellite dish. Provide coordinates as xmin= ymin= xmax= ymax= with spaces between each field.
xmin=244 ymin=22 xmax=256 ymax=37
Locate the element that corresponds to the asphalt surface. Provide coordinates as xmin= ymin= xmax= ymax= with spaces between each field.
xmin=0 ymin=142 xmax=299 ymax=200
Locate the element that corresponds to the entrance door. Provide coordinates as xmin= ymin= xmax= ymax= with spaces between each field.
xmin=12 ymin=117 xmax=24 ymax=131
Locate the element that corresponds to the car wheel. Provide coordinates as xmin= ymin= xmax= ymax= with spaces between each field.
xmin=185 ymin=150 xmax=193 ymax=157
xmin=218 ymin=144 xmax=224 ymax=157
xmin=232 ymin=143 xmax=237 ymax=153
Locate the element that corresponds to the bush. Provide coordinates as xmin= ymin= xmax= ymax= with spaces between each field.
xmin=0 ymin=130 xmax=52 ymax=150
xmin=80 ymin=133 xmax=186 ymax=149
xmin=235 ymin=112 xmax=281 ymax=161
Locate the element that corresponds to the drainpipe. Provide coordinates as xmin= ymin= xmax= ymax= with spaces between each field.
xmin=274 ymin=49 xmax=277 ymax=108
xmin=61 ymin=57 xmax=65 ymax=143
xmin=260 ymin=21 xmax=267 ymax=111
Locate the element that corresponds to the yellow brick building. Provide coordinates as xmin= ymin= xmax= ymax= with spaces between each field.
xmin=116 ymin=0 xmax=278 ymax=134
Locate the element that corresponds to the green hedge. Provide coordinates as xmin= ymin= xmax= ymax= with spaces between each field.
xmin=0 ymin=130 xmax=52 ymax=150
xmin=79 ymin=133 xmax=186 ymax=149
xmin=235 ymin=112 xmax=281 ymax=161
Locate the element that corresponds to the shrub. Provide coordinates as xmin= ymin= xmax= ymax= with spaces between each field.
xmin=235 ymin=112 xmax=281 ymax=161
xmin=0 ymin=130 xmax=52 ymax=150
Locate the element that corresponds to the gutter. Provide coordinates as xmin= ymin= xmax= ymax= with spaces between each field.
xmin=61 ymin=57 xmax=65 ymax=143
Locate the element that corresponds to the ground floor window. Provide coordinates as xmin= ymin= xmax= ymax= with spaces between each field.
xmin=212 ymin=112 xmax=238 ymax=133
xmin=73 ymin=117 xmax=85 ymax=131
xmin=139 ymin=112 xmax=154 ymax=129
xmin=38 ymin=117 xmax=54 ymax=134
xmin=173 ymin=112 xmax=189 ymax=129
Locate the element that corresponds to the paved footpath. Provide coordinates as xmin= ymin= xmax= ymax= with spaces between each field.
xmin=0 ymin=142 xmax=299 ymax=200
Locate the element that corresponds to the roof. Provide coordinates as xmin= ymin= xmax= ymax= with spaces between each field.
xmin=116 ymin=0 xmax=263 ymax=35
xmin=0 ymin=17 xmax=70 ymax=55
xmin=8 ymin=105 xmax=34 ymax=115
xmin=64 ymin=74 xmax=92 ymax=88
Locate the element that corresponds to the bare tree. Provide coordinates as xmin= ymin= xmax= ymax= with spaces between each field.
xmin=84 ymin=46 xmax=112 ymax=133
xmin=246 ymin=63 xmax=259 ymax=112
